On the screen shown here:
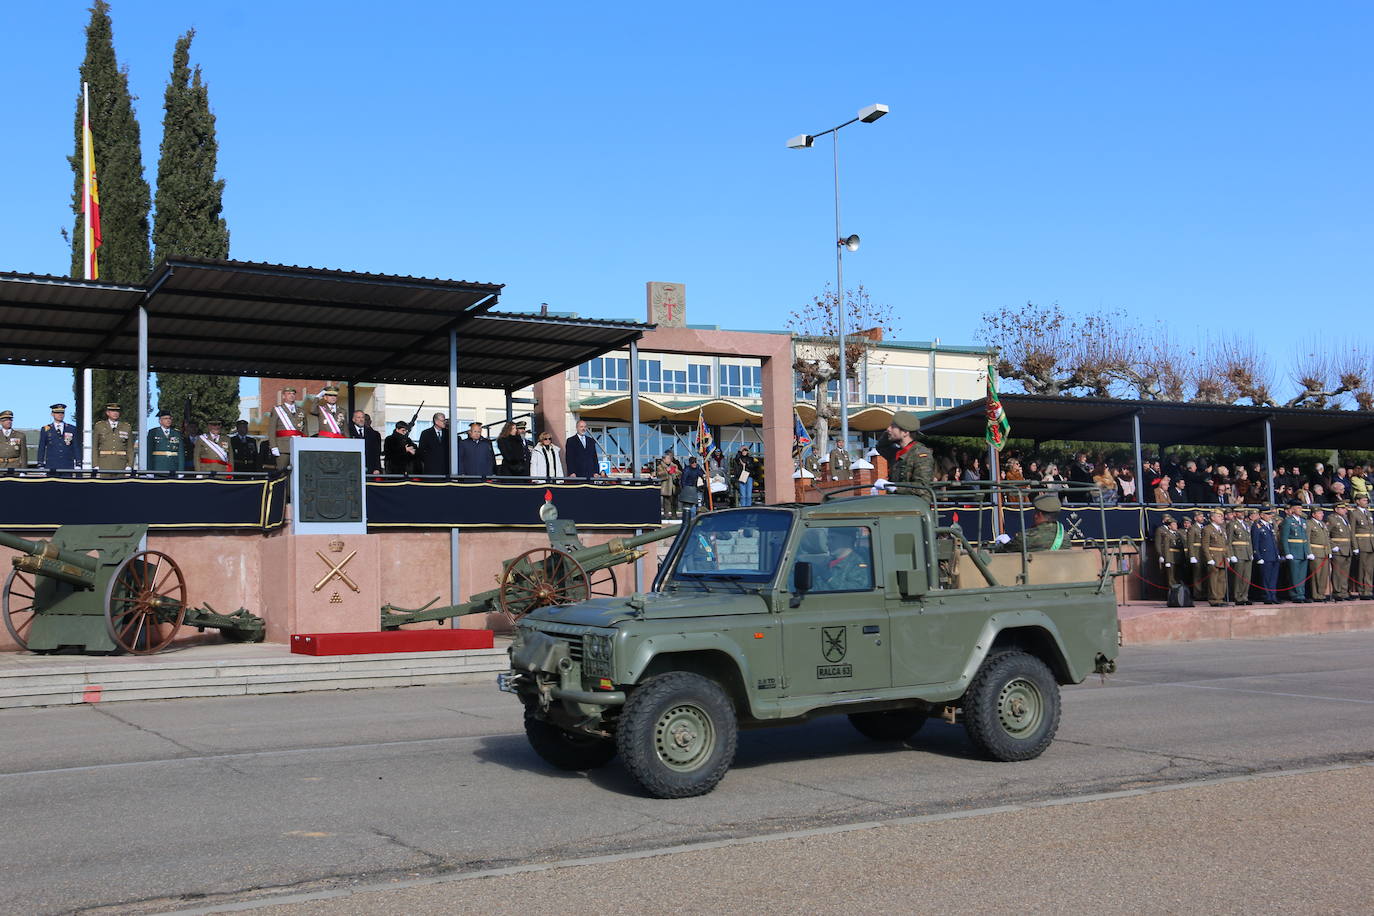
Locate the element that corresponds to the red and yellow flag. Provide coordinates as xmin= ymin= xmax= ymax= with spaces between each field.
xmin=82 ymin=83 xmax=102 ymax=280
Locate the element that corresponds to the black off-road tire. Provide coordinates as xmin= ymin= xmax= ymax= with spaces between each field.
xmin=524 ymin=714 xmax=617 ymax=771
xmin=961 ymin=650 xmax=1061 ymax=761
xmin=848 ymin=708 xmax=927 ymax=742
xmin=615 ymin=672 xmax=738 ymax=798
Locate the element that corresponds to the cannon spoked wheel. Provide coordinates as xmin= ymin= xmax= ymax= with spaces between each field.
xmin=499 ymin=547 xmax=592 ymax=621
xmin=104 ymin=550 xmax=187 ymax=655
xmin=2 ymin=568 xmax=39 ymax=651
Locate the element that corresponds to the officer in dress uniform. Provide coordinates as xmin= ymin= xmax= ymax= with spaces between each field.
xmin=0 ymin=410 xmax=27 ymax=469
xmin=1280 ymin=500 xmax=1311 ymax=603
xmin=1309 ymin=506 xmax=1333 ymax=602
xmin=1227 ymin=510 xmax=1256 ymax=605
xmin=1201 ymin=509 xmax=1231 ymax=607
xmin=1351 ymin=495 xmax=1374 ymax=599
xmin=193 ymin=419 xmax=234 ymax=473
xmin=92 ymin=403 xmax=134 ymax=471
xmin=994 ymin=493 xmax=1069 ymax=552
xmin=1186 ymin=510 xmax=1206 ymax=592
xmin=266 ymin=387 xmax=308 ymax=467
xmin=312 ymin=386 xmax=346 ymax=438
xmin=146 ymin=410 xmax=185 ymax=472
xmin=1251 ymin=509 xmax=1281 ymax=604
xmin=1153 ymin=515 xmax=1180 ymax=588
xmin=829 ymin=445 xmax=853 ymax=482
xmin=37 ymin=404 xmax=80 ymax=469
xmin=1328 ymin=502 xmax=1354 ymax=601
xmin=884 ymin=412 xmax=934 ymax=490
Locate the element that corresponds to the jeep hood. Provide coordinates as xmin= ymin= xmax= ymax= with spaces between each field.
xmin=525 ymin=590 xmax=767 ymax=628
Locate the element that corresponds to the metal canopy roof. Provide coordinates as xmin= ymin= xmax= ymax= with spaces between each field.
xmin=920 ymin=394 xmax=1374 ymax=451
xmin=0 ymin=258 xmax=650 ymax=390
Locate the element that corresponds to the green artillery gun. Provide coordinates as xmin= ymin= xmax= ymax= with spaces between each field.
xmin=1 ymin=524 xmax=265 ymax=654
xmin=382 ymin=502 xmax=681 ymax=629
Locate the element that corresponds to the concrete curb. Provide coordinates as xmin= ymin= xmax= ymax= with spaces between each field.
xmin=1121 ymin=598 xmax=1374 ymax=644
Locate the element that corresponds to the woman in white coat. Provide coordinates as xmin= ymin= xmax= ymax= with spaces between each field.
xmin=529 ymin=431 xmax=564 ymax=482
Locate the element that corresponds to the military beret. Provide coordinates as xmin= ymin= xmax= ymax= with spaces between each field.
xmin=50 ymin=403 xmax=67 ymax=412
xmin=1032 ymin=493 xmax=1061 ymax=515
xmin=105 ymin=402 xmax=121 ymax=411
xmin=0 ymin=410 xmax=12 ymax=420
xmin=157 ymin=410 xmax=172 ymax=419
xmin=322 ymin=386 xmax=340 ymax=395
xmin=891 ymin=411 xmax=921 ymax=433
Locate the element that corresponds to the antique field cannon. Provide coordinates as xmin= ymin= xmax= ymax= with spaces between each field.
xmin=381 ymin=502 xmax=681 ymax=629
xmin=1 ymin=524 xmax=264 ymax=655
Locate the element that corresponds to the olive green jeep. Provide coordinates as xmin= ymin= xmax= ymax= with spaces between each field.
xmin=500 ymin=486 xmax=1120 ymax=798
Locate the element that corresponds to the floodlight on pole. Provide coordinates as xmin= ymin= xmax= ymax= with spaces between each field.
xmin=785 ymin=103 xmax=889 ymax=460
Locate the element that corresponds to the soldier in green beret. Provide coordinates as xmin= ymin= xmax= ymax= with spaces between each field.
xmin=885 ymin=411 xmax=934 ymax=490
xmin=995 ymin=493 xmax=1069 ymax=552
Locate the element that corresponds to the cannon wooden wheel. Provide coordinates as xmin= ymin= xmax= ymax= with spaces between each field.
xmin=104 ymin=550 xmax=187 ymax=655
xmin=499 ymin=547 xmax=591 ymax=620
xmin=2 ymin=568 xmax=39 ymax=651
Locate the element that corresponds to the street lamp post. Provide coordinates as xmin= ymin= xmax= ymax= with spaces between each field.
xmin=787 ymin=103 xmax=888 ymax=460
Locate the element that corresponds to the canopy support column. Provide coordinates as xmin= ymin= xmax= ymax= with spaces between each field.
xmin=136 ymin=306 xmax=148 ymax=470
xmin=82 ymin=369 xmax=92 ymax=469
xmin=1132 ymin=411 xmax=1144 ymax=504
xmin=989 ymin=441 xmax=1002 ymax=539
xmin=449 ymin=328 xmax=460 ymax=622
xmin=630 ymin=340 xmax=644 ymax=591
xmin=1264 ymin=416 xmax=1276 ymax=504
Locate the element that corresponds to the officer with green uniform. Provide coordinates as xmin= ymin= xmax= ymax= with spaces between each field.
xmin=1280 ymin=500 xmax=1311 ymax=603
xmin=0 ymin=410 xmax=27 ymax=468
xmin=1226 ymin=509 xmax=1255 ymax=605
xmin=1200 ymin=509 xmax=1231 ymax=606
xmin=1186 ymin=511 xmax=1206 ymax=591
xmin=1328 ymin=502 xmax=1353 ymax=600
xmin=885 ymin=411 xmax=934 ymax=490
xmin=1351 ymin=495 xmax=1374 ymax=599
xmin=92 ymin=403 xmax=134 ymax=471
xmin=1153 ymin=515 xmax=1180 ymax=587
xmin=1308 ymin=506 xmax=1332 ymax=602
xmin=995 ymin=493 xmax=1069 ymax=552
xmin=814 ymin=528 xmax=872 ymax=591
xmin=146 ymin=410 xmax=185 ymax=472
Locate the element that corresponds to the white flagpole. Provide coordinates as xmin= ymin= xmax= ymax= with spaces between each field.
xmin=82 ymin=82 xmax=94 ymax=468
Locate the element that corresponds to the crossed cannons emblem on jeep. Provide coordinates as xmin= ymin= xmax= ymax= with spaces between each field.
xmin=822 ymin=626 xmax=847 ymax=663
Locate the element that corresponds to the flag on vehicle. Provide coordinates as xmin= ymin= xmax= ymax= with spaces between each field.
xmin=985 ymin=369 xmax=1010 ymax=451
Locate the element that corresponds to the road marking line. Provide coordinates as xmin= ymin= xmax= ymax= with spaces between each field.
xmin=1113 ymin=678 xmax=1374 ymax=705
xmin=157 ymin=761 xmax=1374 ymax=916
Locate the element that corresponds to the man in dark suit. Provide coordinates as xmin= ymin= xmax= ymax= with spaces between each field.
xmin=349 ymin=410 xmax=382 ymax=473
xmin=458 ymin=421 xmax=495 ymax=477
xmin=231 ymin=420 xmax=260 ymax=472
xmin=564 ymin=418 xmax=600 ymax=478
xmin=416 ymin=413 xmax=450 ymax=475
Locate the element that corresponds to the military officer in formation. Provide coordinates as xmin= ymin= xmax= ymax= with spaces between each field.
xmin=146 ymin=410 xmax=186 ymax=471
xmin=1185 ymin=510 xmax=1206 ymax=589
xmin=1309 ymin=506 xmax=1333 ymax=602
xmin=0 ymin=410 xmax=27 ymax=468
xmin=37 ymin=404 xmax=80 ymax=469
xmin=1200 ymin=509 xmax=1231 ymax=606
xmin=193 ymin=419 xmax=234 ymax=472
xmin=1251 ymin=508 xmax=1281 ymax=604
xmin=92 ymin=403 xmax=135 ymax=471
xmin=267 ymin=386 xmax=309 ymax=466
xmin=1328 ymin=502 xmax=1354 ymax=601
xmin=1351 ymin=494 xmax=1374 ymax=599
xmin=1226 ymin=509 xmax=1255 ymax=605
xmin=995 ymin=493 xmax=1069 ymax=552
xmin=1279 ymin=500 xmax=1311 ymax=603
xmin=313 ymin=385 xmax=347 ymax=438
xmin=1153 ymin=515 xmax=1182 ymax=588
xmin=884 ymin=411 xmax=934 ymax=490
xmin=828 ymin=445 xmax=852 ymax=482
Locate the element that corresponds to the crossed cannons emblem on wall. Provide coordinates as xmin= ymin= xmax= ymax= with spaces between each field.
xmin=313 ymin=547 xmax=360 ymax=593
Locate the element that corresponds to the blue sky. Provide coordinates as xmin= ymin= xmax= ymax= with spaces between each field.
xmin=2 ymin=1 xmax=1371 ymax=424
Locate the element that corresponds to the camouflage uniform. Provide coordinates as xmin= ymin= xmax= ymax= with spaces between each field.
xmin=890 ymin=442 xmax=934 ymax=489
xmin=996 ymin=518 xmax=1067 ymax=553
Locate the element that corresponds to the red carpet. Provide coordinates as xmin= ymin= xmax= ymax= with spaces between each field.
xmin=291 ymin=629 xmax=495 ymax=656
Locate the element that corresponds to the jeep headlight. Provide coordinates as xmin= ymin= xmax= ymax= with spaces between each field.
xmin=582 ymin=634 xmax=614 ymax=678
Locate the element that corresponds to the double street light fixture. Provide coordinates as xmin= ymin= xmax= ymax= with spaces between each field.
xmin=787 ymin=103 xmax=888 ymax=459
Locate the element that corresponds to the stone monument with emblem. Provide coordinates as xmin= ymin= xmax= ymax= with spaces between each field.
xmin=646 ymin=281 xmax=687 ymax=326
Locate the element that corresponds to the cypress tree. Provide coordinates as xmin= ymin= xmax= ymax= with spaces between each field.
xmin=152 ymin=29 xmax=238 ymax=429
xmin=68 ymin=0 xmax=152 ymax=421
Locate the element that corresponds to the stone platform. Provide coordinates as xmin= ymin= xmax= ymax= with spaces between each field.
xmin=1120 ymin=597 xmax=1374 ymax=644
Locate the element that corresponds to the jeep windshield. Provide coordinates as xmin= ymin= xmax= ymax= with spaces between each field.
xmin=670 ymin=508 xmax=794 ymax=587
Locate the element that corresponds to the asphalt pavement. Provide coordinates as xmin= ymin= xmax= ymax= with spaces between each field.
xmin=3 ymin=631 xmax=1373 ymax=915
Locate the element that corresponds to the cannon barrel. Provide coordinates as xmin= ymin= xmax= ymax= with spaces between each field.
xmin=565 ymin=525 xmax=681 ymax=570
xmin=0 ymin=530 xmax=100 ymax=578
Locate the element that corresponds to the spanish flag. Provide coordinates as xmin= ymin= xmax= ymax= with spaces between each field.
xmin=82 ymin=82 xmax=102 ymax=280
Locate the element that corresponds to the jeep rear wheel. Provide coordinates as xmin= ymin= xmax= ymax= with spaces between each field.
xmin=848 ymin=708 xmax=927 ymax=742
xmin=962 ymin=650 xmax=1060 ymax=761
xmin=524 ymin=714 xmax=617 ymax=771
xmin=616 ymin=672 xmax=738 ymax=798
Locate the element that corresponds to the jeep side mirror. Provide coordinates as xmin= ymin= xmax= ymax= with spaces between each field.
xmin=790 ymin=561 xmax=812 ymax=608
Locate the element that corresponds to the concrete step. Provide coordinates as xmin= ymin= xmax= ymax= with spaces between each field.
xmin=0 ymin=645 xmax=508 ymax=709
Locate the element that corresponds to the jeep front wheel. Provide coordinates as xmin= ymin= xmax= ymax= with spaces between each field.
xmin=524 ymin=714 xmax=617 ymax=771
xmin=961 ymin=650 xmax=1060 ymax=761
xmin=848 ymin=708 xmax=927 ymax=742
xmin=616 ymin=672 xmax=738 ymax=798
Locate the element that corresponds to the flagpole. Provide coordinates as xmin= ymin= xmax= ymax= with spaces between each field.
xmin=81 ymin=82 xmax=94 ymax=470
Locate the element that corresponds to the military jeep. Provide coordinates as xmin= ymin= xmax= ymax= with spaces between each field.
xmin=500 ymin=484 xmax=1120 ymax=798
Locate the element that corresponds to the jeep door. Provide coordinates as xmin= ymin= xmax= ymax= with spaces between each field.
xmin=781 ymin=523 xmax=891 ymax=697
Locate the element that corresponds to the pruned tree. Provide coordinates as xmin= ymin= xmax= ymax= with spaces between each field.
xmin=789 ymin=284 xmax=896 ymax=456
xmin=1286 ymin=341 xmax=1369 ymax=409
